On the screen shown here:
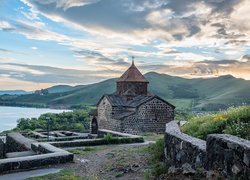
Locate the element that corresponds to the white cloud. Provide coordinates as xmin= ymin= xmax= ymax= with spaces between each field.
xmin=31 ymin=46 xmax=38 ymax=50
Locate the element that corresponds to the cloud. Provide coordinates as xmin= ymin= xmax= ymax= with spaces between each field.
xmin=33 ymin=0 xmax=100 ymax=10
xmin=0 ymin=63 xmax=123 ymax=85
xmin=0 ymin=19 xmax=69 ymax=41
xmin=1 ymin=0 xmax=250 ymax=89
xmin=141 ymin=57 xmax=250 ymax=79
xmin=1 ymin=55 xmax=249 ymax=91
xmin=19 ymin=0 xmax=250 ymax=44
xmin=0 ymin=48 xmax=12 ymax=53
xmin=31 ymin=46 xmax=38 ymax=50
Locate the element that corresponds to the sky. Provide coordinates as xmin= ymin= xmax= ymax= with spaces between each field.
xmin=0 ymin=0 xmax=250 ymax=91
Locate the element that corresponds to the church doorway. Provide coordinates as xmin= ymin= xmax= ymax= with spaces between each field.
xmin=91 ymin=118 xmax=98 ymax=134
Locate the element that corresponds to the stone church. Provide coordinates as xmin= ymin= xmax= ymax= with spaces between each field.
xmin=89 ymin=60 xmax=175 ymax=134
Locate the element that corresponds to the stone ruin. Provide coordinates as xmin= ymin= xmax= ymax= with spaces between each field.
xmin=164 ymin=121 xmax=250 ymax=179
xmin=0 ymin=129 xmax=144 ymax=175
xmin=0 ymin=132 xmax=73 ymax=174
xmin=22 ymin=130 xmax=89 ymax=141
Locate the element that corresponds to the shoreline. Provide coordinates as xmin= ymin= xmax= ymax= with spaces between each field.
xmin=0 ymin=106 xmax=72 ymax=133
xmin=0 ymin=104 xmax=72 ymax=110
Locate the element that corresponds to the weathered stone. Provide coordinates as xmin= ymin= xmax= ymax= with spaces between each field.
xmin=206 ymin=170 xmax=218 ymax=179
xmin=0 ymin=139 xmax=4 ymax=159
xmin=164 ymin=121 xmax=207 ymax=169
xmin=0 ymin=133 xmax=74 ymax=174
xmin=182 ymin=163 xmax=196 ymax=175
xmin=168 ymin=166 xmax=179 ymax=174
xmin=164 ymin=121 xmax=250 ymax=179
xmin=243 ymin=151 xmax=250 ymax=166
xmin=231 ymin=163 xmax=242 ymax=175
xmin=6 ymin=132 xmax=36 ymax=153
xmin=207 ymin=134 xmax=250 ymax=178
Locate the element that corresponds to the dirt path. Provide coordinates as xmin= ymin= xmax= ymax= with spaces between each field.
xmin=54 ymin=143 xmax=152 ymax=180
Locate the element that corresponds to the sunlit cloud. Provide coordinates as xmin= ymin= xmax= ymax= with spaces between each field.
xmin=0 ymin=0 xmax=250 ymax=90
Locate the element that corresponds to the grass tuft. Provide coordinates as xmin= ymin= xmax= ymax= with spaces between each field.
xmin=182 ymin=106 xmax=250 ymax=140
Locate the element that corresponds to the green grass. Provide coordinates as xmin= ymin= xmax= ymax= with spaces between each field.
xmin=144 ymin=138 xmax=168 ymax=179
xmin=181 ymin=106 xmax=250 ymax=140
xmin=68 ymin=146 xmax=108 ymax=155
xmin=26 ymin=170 xmax=84 ymax=180
xmin=168 ymin=99 xmax=193 ymax=111
xmin=141 ymin=133 xmax=164 ymax=141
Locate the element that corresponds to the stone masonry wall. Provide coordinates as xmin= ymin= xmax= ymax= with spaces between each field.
xmin=0 ymin=133 xmax=73 ymax=174
xmin=123 ymin=97 xmax=174 ymax=134
xmin=165 ymin=121 xmax=250 ymax=179
xmin=98 ymin=97 xmax=122 ymax=131
xmin=165 ymin=121 xmax=207 ymax=169
xmin=6 ymin=132 xmax=36 ymax=153
xmin=207 ymin=134 xmax=250 ymax=179
xmin=0 ymin=139 xmax=4 ymax=159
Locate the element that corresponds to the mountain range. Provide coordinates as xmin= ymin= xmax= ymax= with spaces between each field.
xmin=0 ymin=72 xmax=249 ymax=111
xmin=0 ymin=90 xmax=30 ymax=95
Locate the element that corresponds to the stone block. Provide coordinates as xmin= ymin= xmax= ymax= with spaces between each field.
xmin=206 ymin=134 xmax=250 ymax=179
xmin=0 ymin=139 xmax=4 ymax=159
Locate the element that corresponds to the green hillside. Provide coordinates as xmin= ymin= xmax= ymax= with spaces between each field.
xmin=0 ymin=72 xmax=249 ymax=111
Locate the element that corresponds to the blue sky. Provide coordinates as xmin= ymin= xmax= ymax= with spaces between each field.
xmin=0 ymin=0 xmax=250 ymax=90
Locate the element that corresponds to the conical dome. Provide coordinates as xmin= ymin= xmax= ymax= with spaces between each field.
xmin=117 ymin=61 xmax=148 ymax=82
xmin=116 ymin=61 xmax=148 ymax=97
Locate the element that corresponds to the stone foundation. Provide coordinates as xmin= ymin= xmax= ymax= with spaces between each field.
xmin=0 ymin=133 xmax=73 ymax=174
xmin=165 ymin=121 xmax=250 ymax=179
xmin=6 ymin=132 xmax=36 ymax=153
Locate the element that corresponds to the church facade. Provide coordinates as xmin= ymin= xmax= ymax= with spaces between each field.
xmin=89 ymin=61 xmax=175 ymax=134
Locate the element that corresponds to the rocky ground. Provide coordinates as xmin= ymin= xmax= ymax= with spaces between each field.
xmin=25 ymin=134 xmax=223 ymax=179
xmin=54 ymin=143 xmax=151 ymax=180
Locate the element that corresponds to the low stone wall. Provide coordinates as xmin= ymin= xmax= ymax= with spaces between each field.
xmin=98 ymin=129 xmax=141 ymax=138
xmin=0 ymin=133 xmax=74 ymax=174
xmin=207 ymin=134 xmax=250 ymax=179
xmin=6 ymin=132 xmax=36 ymax=153
xmin=0 ymin=139 xmax=4 ymax=159
xmin=164 ymin=121 xmax=250 ymax=179
xmin=50 ymin=136 xmax=144 ymax=148
xmin=50 ymin=129 xmax=143 ymax=148
xmin=0 ymin=151 xmax=73 ymax=174
xmin=165 ymin=121 xmax=207 ymax=169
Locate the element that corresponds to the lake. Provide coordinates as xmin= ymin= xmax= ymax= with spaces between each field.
xmin=0 ymin=106 xmax=70 ymax=132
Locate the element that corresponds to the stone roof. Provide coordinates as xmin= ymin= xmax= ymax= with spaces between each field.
xmin=117 ymin=61 xmax=148 ymax=83
xmin=97 ymin=93 xmax=175 ymax=108
xmin=89 ymin=109 xmax=98 ymax=116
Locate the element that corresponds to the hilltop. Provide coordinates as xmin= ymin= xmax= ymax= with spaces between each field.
xmin=0 ymin=72 xmax=249 ymax=111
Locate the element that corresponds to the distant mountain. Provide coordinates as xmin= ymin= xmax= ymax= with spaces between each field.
xmin=46 ymin=85 xmax=74 ymax=93
xmin=46 ymin=85 xmax=87 ymax=93
xmin=0 ymin=90 xmax=30 ymax=95
xmin=0 ymin=72 xmax=249 ymax=111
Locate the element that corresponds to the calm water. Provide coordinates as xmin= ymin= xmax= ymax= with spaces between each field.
xmin=0 ymin=106 xmax=70 ymax=132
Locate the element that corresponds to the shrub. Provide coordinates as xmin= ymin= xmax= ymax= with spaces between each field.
xmin=145 ymin=138 xmax=168 ymax=178
xmin=148 ymin=138 xmax=165 ymax=163
xmin=103 ymin=133 xmax=113 ymax=142
xmin=182 ymin=106 xmax=250 ymax=140
xmin=16 ymin=108 xmax=91 ymax=132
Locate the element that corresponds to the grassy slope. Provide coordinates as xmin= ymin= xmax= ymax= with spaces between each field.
xmin=181 ymin=106 xmax=250 ymax=140
xmin=0 ymin=72 xmax=249 ymax=110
